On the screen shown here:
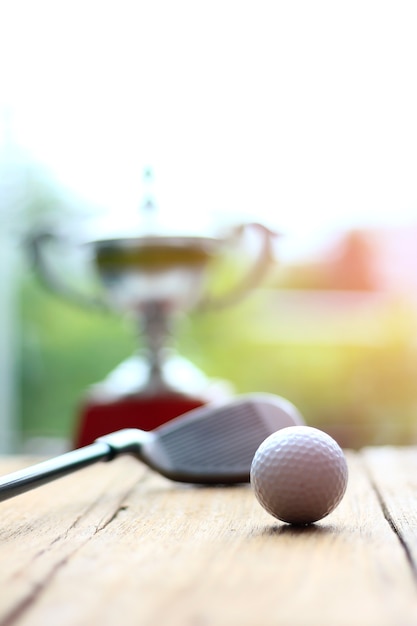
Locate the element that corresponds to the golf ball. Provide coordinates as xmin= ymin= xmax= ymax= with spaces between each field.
xmin=250 ymin=426 xmax=348 ymax=525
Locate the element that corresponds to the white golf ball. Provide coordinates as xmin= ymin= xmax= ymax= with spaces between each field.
xmin=250 ymin=426 xmax=348 ymax=525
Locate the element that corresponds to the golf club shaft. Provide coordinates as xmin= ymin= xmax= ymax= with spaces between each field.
xmin=0 ymin=442 xmax=112 ymax=503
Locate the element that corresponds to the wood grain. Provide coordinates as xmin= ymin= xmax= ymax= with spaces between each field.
xmin=363 ymin=447 xmax=417 ymax=573
xmin=0 ymin=451 xmax=417 ymax=626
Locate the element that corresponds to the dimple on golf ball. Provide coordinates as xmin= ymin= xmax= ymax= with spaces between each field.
xmin=250 ymin=426 xmax=348 ymax=525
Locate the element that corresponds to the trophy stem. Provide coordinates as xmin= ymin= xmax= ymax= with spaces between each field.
xmin=138 ymin=301 xmax=176 ymax=393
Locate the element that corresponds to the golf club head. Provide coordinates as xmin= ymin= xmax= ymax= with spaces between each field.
xmin=100 ymin=393 xmax=305 ymax=484
xmin=0 ymin=393 xmax=305 ymax=503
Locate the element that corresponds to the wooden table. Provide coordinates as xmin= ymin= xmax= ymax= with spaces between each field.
xmin=1 ymin=448 xmax=417 ymax=626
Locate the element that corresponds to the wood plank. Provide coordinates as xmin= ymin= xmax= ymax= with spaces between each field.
xmin=363 ymin=446 xmax=417 ymax=573
xmin=0 ymin=456 xmax=148 ymax=625
xmin=0 ymin=452 xmax=416 ymax=626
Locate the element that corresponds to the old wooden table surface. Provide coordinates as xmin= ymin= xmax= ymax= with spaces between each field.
xmin=1 ymin=448 xmax=417 ymax=626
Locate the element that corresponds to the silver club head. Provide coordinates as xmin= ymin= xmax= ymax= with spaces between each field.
xmin=98 ymin=392 xmax=305 ymax=484
xmin=0 ymin=393 xmax=304 ymax=502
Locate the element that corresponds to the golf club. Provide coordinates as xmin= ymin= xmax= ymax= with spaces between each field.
xmin=0 ymin=393 xmax=304 ymax=502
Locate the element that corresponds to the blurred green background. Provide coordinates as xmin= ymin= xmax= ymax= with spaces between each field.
xmin=17 ymin=208 xmax=417 ymax=450
xmin=3 ymin=2 xmax=417 ymax=454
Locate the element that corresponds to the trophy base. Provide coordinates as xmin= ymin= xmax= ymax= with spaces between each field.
xmin=73 ymin=354 xmax=234 ymax=447
xmin=73 ymin=392 xmax=206 ymax=448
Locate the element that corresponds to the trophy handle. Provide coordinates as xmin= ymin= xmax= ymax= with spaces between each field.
xmin=198 ymin=222 xmax=279 ymax=311
xmin=26 ymin=230 xmax=108 ymax=311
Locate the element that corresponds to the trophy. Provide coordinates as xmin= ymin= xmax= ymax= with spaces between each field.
xmin=27 ymin=180 xmax=277 ymax=447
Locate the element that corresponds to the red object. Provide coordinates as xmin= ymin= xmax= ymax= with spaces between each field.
xmin=73 ymin=391 xmax=205 ymax=448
